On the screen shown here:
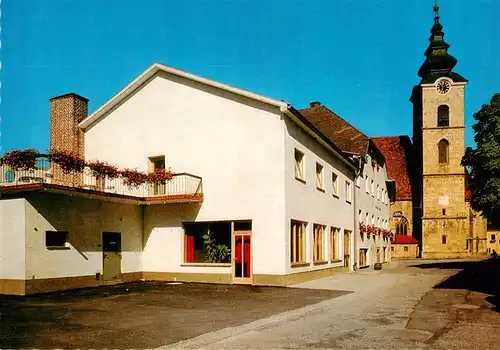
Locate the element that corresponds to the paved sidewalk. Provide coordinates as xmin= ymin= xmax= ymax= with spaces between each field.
xmin=166 ymin=261 xmax=458 ymax=349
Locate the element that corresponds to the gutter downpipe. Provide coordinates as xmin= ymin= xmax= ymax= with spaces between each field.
xmin=352 ymin=155 xmax=363 ymax=272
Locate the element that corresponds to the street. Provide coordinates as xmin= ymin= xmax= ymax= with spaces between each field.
xmin=169 ymin=258 xmax=500 ymax=349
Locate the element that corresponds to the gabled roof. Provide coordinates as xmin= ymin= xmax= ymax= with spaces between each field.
xmin=299 ymin=105 xmax=370 ymax=156
xmin=392 ymin=235 xmax=419 ymax=244
xmin=79 ymin=63 xmax=288 ymax=130
xmin=371 ymin=136 xmax=413 ymax=201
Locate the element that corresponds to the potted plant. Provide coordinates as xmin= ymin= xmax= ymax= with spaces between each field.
xmin=120 ymin=168 xmax=148 ymax=188
xmin=87 ymin=161 xmax=119 ymax=179
xmin=2 ymin=149 xmax=39 ymax=170
xmin=49 ymin=150 xmax=86 ymax=173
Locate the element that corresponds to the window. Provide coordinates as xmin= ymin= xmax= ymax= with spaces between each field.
xmin=313 ymin=224 xmax=326 ymax=262
xmin=291 ymin=220 xmax=307 ymax=264
xmin=294 ymin=149 xmax=305 ymax=181
xmin=371 ymin=180 xmax=375 ymax=197
xmin=358 ymin=210 xmax=363 ymax=223
xmin=442 ymin=208 xmax=446 ymax=216
xmin=345 ymin=181 xmax=352 ymax=203
xmin=442 ymin=235 xmax=447 ymax=244
xmin=396 ymin=217 xmax=409 ymax=235
xmin=371 ymin=215 xmax=375 ymax=225
xmin=316 ymin=163 xmax=324 ymax=190
xmin=491 ymin=234 xmax=496 ymax=242
xmin=359 ymin=249 xmax=368 ymax=267
xmin=330 ymin=227 xmax=340 ymax=260
xmin=184 ymin=222 xmax=231 ymax=263
xmin=356 ymin=176 xmax=360 ymax=188
xmin=438 ymin=139 xmax=449 ymax=164
xmin=391 ymin=246 xmax=394 ymax=252
xmin=437 ymin=105 xmax=450 ymax=127
xmin=46 ymin=231 xmax=68 ymax=247
xmin=377 ymin=185 xmax=380 ymax=200
xmin=404 ymin=246 xmax=409 ymax=252
xmin=365 ymin=175 xmax=369 ymax=193
xmin=332 ymin=173 xmax=339 ymax=197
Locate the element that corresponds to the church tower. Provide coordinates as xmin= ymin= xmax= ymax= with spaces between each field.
xmin=411 ymin=2 xmax=470 ymax=258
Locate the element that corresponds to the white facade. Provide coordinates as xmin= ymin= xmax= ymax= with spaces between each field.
xmin=0 ymin=63 xmax=389 ymax=294
xmin=355 ymin=151 xmax=392 ymax=267
xmin=84 ymin=67 xmax=356 ymax=280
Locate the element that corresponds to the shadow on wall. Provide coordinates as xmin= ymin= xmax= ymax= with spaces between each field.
xmin=25 ymin=192 xmax=143 ymax=254
xmin=410 ymin=258 xmax=500 ymax=313
xmin=142 ymin=203 xmax=202 ymax=250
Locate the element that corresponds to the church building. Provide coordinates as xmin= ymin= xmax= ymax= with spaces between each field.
xmin=375 ymin=3 xmax=488 ymax=259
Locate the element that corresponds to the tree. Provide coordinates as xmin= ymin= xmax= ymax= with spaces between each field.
xmin=462 ymin=93 xmax=500 ymax=227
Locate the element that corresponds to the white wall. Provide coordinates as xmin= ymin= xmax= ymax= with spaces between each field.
xmin=23 ymin=192 xmax=143 ymax=279
xmin=284 ymin=117 xmax=356 ymax=274
xmin=0 ymin=199 xmax=26 ymax=279
xmin=85 ymin=72 xmax=287 ymax=276
xmin=355 ymin=152 xmax=391 ymax=265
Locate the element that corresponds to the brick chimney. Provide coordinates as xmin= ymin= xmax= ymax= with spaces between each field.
xmin=49 ymin=93 xmax=88 ymax=186
xmin=309 ymin=101 xmax=321 ymax=108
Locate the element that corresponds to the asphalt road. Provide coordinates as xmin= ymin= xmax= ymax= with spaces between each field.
xmin=169 ymin=258 xmax=500 ymax=349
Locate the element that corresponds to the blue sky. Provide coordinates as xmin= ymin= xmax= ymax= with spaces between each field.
xmin=1 ymin=0 xmax=499 ymax=152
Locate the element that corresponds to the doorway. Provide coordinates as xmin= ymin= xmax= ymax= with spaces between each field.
xmin=343 ymin=230 xmax=351 ymax=268
xmin=102 ymin=232 xmax=122 ymax=281
xmin=232 ymin=221 xmax=252 ymax=284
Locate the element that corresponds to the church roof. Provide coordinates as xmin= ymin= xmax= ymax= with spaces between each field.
xmin=371 ymin=136 xmax=413 ymax=201
xmin=417 ymin=3 xmax=467 ymax=83
xmin=299 ymin=105 xmax=369 ymax=156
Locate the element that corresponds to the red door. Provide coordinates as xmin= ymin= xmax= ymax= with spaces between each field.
xmin=234 ymin=234 xmax=251 ymax=281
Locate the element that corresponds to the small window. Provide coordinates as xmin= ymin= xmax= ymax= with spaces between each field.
xmin=491 ymin=234 xmax=496 ymax=241
xmin=438 ymin=139 xmax=449 ymax=164
xmin=377 ymin=184 xmax=380 ymax=201
xmin=404 ymin=246 xmax=409 ymax=252
xmin=345 ymin=181 xmax=352 ymax=203
xmin=291 ymin=220 xmax=307 ymax=264
xmin=437 ymin=105 xmax=450 ymax=127
xmin=313 ymin=224 xmax=326 ymax=262
xmin=332 ymin=173 xmax=339 ymax=197
xmin=294 ymin=149 xmax=305 ymax=181
xmin=330 ymin=227 xmax=340 ymax=261
xmin=316 ymin=163 xmax=324 ymax=190
xmin=442 ymin=235 xmax=447 ymax=244
xmin=358 ymin=210 xmax=363 ymax=223
xmin=371 ymin=180 xmax=375 ymax=197
xmin=391 ymin=246 xmax=394 ymax=252
xmin=442 ymin=208 xmax=446 ymax=216
xmin=46 ymin=231 xmax=68 ymax=247
xmin=365 ymin=175 xmax=369 ymax=193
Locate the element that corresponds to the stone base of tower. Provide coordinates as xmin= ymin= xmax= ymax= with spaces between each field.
xmin=421 ymin=217 xmax=488 ymax=259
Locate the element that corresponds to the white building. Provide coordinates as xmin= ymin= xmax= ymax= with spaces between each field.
xmin=300 ymin=104 xmax=392 ymax=269
xmin=0 ymin=63 xmax=388 ymax=295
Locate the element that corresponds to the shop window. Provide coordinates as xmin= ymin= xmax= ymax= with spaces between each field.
xmin=330 ymin=227 xmax=340 ymax=261
xmin=291 ymin=220 xmax=307 ymax=264
xmin=184 ymin=222 xmax=231 ymax=264
xmin=313 ymin=224 xmax=326 ymax=262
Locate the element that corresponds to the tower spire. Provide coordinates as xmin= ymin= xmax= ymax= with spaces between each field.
xmin=417 ymin=1 xmax=466 ymax=83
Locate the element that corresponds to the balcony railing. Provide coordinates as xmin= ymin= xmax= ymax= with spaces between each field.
xmin=0 ymin=159 xmax=203 ymax=201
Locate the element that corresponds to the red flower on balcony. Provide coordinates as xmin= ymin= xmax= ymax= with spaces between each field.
xmin=2 ymin=149 xmax=39 ymax=170
xmin=87 ymin=161 xmax=119 ymax=179
xmin=148 ymin=168 xmax=174 ymax=184
xmin=49 ymin=150 xmax=86 ymax=173
xmin=120 ymin=168 xmax=148 ymax=188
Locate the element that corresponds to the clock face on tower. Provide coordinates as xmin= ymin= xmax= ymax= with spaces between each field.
xmin=436 ymin=79 xmax=451 ymax=95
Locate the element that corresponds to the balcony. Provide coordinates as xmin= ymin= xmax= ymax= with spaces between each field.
xmin=0 ymin=159 xmax=203 ymax=204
